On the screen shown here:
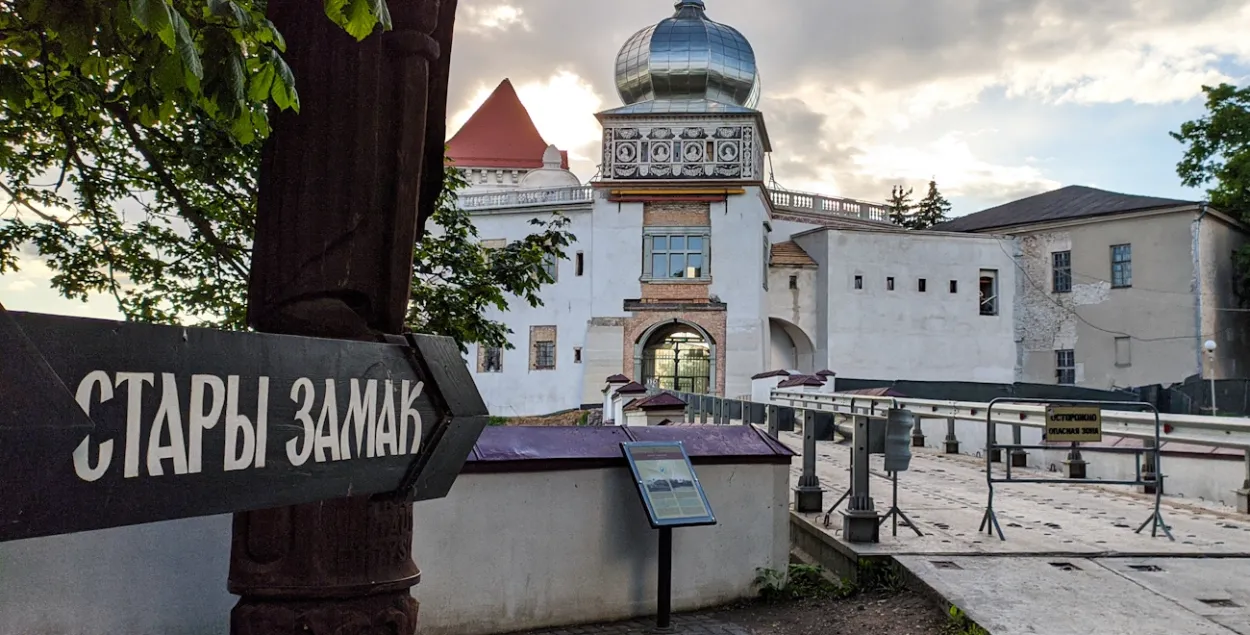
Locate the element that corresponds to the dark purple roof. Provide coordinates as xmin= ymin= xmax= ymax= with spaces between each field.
xmin=624 ymin=393 xmax=687 ymax=411
xmin=815 ymin=369 xmax=836 ymax=377
xmin=464 ymin=425 xmax=794 ymax=468
xmin=777 ymin=375 xmax=825 ymax=388
xmin=605 ymin=374 xmax=631 ymax=383
xmin=615 ymin=381 xmax=649 ymax=394
xmin=751 ymin=369 xmax=792 ymax=380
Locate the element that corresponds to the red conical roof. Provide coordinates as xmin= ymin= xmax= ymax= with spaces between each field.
xmin=447 ymin=79 xmax=570 ymax=170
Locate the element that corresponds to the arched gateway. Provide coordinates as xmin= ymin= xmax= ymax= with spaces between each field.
xmin=633 ymin=319 xmax=717 ymax=394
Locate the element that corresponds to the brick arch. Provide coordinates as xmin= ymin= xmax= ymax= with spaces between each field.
xmin=632 ymin=318 xmax=719 ymax=395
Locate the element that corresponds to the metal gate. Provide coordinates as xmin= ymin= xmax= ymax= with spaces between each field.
xmin=642 ymin=349 xmax=710 ymax=394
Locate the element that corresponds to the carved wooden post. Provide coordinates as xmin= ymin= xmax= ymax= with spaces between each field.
xmin=231 ymin=2 xmax=458 ymax=633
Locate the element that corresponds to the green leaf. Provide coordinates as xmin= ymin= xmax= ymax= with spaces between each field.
xmin=248 ymin=65 xmax=275 ymax=103
xmin=344 ymin=0 xmax=378 ymax=40
xmin=230 ymin=111 xmax=254 ymax=144
xmin=130 ymin=0 xmax=175 ymax=48
xmin=153 ymin=53 xmax=184 ymax=93
xmin=370 ymin=0 xmax=393 ymax=31
xmin=171 ymin=11 xmax=203 ymax=82
xmin=268 ymin=51 xmax=299 ymax=112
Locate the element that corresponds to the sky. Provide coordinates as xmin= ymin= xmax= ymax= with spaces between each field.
xmin=5 ymin=0 xmax=1250 ymax=318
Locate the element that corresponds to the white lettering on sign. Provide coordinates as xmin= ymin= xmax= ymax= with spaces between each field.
xmin=69 ymin=372 xmax=425 ymax=482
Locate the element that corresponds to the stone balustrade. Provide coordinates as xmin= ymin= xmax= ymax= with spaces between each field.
xmin=767 ymin=189 xmax=892 ymax=224
xmin=459 ymin=185 xmax=595 ymax=211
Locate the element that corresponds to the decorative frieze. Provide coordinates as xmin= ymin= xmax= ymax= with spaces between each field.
xmin=601 ymin=119 xmax=762 ymax=181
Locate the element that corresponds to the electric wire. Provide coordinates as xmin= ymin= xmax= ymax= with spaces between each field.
xmin=992 ymin=239 xmax=1232 ymax=343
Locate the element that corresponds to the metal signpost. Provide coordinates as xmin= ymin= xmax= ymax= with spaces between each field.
xmin=0 ymin=307 xmax=489 ymax=543
xmin=978 ymin=397 xmax=1173 ymax=541
xmin=621 ymin=441 xmax=717 ymax=632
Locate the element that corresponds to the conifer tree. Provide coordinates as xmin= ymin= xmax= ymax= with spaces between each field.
xmin=912 ymin=180 xmax=952 ymax=229
xmin=887 ymin=185 xmax=915 ymax=227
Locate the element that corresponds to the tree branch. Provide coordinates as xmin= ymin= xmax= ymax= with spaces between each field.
xmin=0 ymin=181 xmax=71 ymax=228
xmin=103 ymin=102 xmax=250 ymax=280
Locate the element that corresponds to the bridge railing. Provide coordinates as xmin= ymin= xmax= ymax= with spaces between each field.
xmin=770 ymin=389 xmax=1250 ymax=451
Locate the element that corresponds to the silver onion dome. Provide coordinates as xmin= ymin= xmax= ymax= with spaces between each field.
xmin=614 ymin=0 xmax=761 ymax=111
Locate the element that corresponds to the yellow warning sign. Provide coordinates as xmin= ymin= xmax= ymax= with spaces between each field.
xmin=1045 ymin=405 xmax=1102 ymax=443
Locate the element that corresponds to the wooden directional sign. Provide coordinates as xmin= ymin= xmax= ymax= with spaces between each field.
xmin=1045 ymin=405 xmax=1103 ymax=443
xmin=0 ymin=308 xmax=489 ymax=543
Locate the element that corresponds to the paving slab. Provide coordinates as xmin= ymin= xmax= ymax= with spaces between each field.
xmin=505 ymin=613 xmax=749 ymax=635
xmin=774 ymin=430 xmax=1250 ymax=557
xmin=896 ymin=555 xmax=1250 ymax=635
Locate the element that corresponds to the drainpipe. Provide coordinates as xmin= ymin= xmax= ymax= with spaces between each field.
xmin=1193 ymin=203 xmax=1210 ymax=378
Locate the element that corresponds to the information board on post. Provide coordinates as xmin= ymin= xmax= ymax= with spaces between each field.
xmin=1045 ymin=405 xmax=1103 ymax=443
xmin=621 ymin=441 xmax=716 ymax=528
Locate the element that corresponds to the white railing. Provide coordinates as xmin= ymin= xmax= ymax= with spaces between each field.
xmin=768 ymin=189 xmax=893 ymax=224
xmin=770 ymin=389 xmax=1250 ymax=451
xmin=459 ymin=185 xmax=594 ymax=211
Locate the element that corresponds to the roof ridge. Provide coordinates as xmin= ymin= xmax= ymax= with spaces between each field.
xmin=447 ymin=78 xmax=569 ymax=170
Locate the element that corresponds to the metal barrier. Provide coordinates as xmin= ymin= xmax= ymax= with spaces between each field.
xmin=977 ymin=398 xmax=1172 ymax=542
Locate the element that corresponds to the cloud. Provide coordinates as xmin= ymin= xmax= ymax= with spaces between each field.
xmin=459 ymin=3 xmax=530 ymax=35
xmin=445 ymin=0 xmax=1250 ymax=209
xmin=5 ymin=278 xmax=35 ymax=292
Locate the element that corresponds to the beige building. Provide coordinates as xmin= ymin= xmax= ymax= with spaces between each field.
xmin=934 ymin=185 xmax=1250 ymax=389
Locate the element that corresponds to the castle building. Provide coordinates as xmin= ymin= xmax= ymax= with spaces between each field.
xmin=452 ymin=0 xmax=1020 ymax=416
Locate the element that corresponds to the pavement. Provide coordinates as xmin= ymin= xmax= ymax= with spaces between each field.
xmin=507 ymin=613 xmax=749 ymax=635
xmin=773 ymin=429 xmax=1250 ymax=634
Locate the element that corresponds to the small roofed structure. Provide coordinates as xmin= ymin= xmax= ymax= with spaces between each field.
xmin=611 ymin=382 xmax=650 ymax=425
xmin=623 ymin=392 xmax=688 ymax=427
xmin=601 ymin=374 xmax=634 ymax=424
xmin=446 ymin=78 xmax=571 ymax=191
xmin=750 ymin=369 xmax=793 ymax=402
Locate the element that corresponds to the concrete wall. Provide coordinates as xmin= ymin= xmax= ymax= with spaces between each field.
xmin=710 ymin=187 xmax=772 ymax=400
xmin=0 ymin=464 xmax=791 ymax=635
xmin=1015 ymin=211 xmax=1212 ymax=390
xmin=797 ymin=228 xmax=1018 ymax=383
xmin=1198 ymin=213 xmax=1250 ymax=379
xmin=465 ymin=206 xmax=598 ymax=416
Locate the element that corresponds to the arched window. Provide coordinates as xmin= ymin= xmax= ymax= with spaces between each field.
xmin=641 ymin=325 xmax=711 ymax=393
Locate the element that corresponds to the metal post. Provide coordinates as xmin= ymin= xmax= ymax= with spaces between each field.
xmin=795 ymin=410 xmax=824 ymax=512
xmin=1237 ymin=450 xmax=1250 ymax=514
xmin=1010 ymin=424 xmax=1027 ymax=468
xmin=699 ymin=398 xmax=709 ymax=424
xmin=988 ymin=419 xmax=1002 ymax=463
xmin=766 ymin=405 xmax=779 ymax=437
xmin=1063 ymin=442 xmax=1087 ymax=479
xmin=656 ymin=527 xmax=673 ymax=631
xmin=911 ymin=415 xmax=925 ymax=448
xmin=1211 ymin=376 xmax=1218 ymax=415
xmin=718 ymin=399 xmax=730 ymax=425
xmin=841 ymin=413 xmax=879 ymax=543
xmin=944 ymin=416 xmax=959 ymax=454
xmin=1140 ymin=437 xmax=1157 ymax=494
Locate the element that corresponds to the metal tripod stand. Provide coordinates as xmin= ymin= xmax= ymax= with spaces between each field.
xmin=878 ymin=470 xmax=922 ymax=537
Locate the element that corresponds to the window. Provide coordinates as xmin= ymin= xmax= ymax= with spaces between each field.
xmin=1052 ymin=250 xmax=1072 ymax=293
xmin=573 ymin=347 xmax=583 ymax=364
xmin=762 ymin=237 xmax=770 ymax=290
xmin=530 ymin=326 xmax=557 ymax=371
xmin=481 ymin=238 xmax=506 ymax=265
xmin=854 ymin=275 xmax=863 ymax=289
xmin=1056 ymin=349 xmax=1075 ymax=385
xmin=918 ymin=278 xmax=927 ymax=292
xmin=541 ymin=253 xmax=558 ymax=282
xmin=979 ymin=269 xmax=999 ymax=316
xmin=642 ymin=228 xmax=710 ymax=280
xmin=789 ymin=275 xmax=798 ymax=290
xmin=1114 ymin=337 xmax=1131 ymax=367
xmin=575 ymin=251 xmax=584 ymax=277
xmin=886 ymin=277 xmax=895 ymax=291
xmin=949 ymin=280 xmax=958 ymax=293
xmin=1111 ymin=244 xmax=1132 ymax=288
xmin=479 ymin=346 xmax=502 ymax=373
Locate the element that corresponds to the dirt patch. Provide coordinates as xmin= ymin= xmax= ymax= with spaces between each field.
xmin=708 ymin=590 xmax=952 ymax=635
